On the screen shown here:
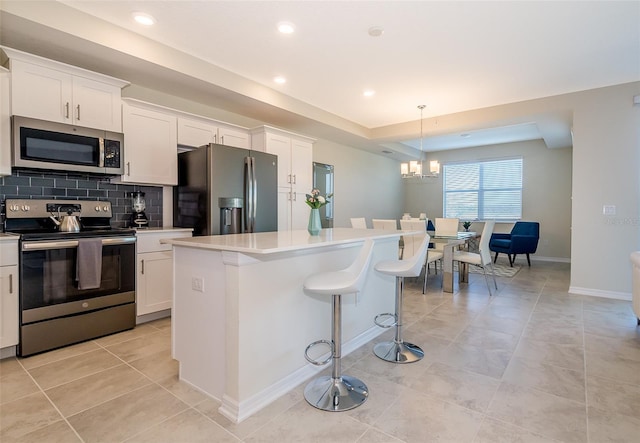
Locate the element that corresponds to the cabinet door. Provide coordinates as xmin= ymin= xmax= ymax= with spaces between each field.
xmin=290 ymin=190 xmax=310 ymax=230
xmin=121 ymin=103 xmax=178 ymax=185
xmin=11 ymin=60 xmax=72 ymax=124
xmin=177 ymin=117 xmax=217 ymax=147
xmin=72 ymin=76 xmax=122 ymax=132
xmin=218 ymin=126 xmax=250 ymax=149
xmin=265 ymin=133 xmax=292 ymax=188
xmin=1 ymin=71 xmax=11 ymax=176
xmin=137 ymin=251 xmax=174 ymax=316
xmin=0 ymin=265 xmax=19 ymax=348
xmin=291 ymin=139 xmax=313 ymax=192
xmin=276 ymin=187 xmax=291 ymax=231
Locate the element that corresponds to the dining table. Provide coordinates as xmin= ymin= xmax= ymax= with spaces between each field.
xmin=428 ymin=231 xmax=479 ymax=293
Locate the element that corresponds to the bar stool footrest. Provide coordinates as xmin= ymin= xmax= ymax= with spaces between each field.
xmin=373 ymin=340 xmax=424 ymax=364
xmin=374 ymin=312 xmax=397 ymax=328
xmin=304 ymin=339 xmax=333 ymax=366
xmin=304 ymin=375 xmax=368 ymax=412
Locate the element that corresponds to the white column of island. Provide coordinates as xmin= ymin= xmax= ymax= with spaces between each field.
xmin=162 ymin=228 xmax=406 ymax=423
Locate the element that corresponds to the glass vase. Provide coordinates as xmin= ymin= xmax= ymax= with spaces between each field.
xmin=307 ymin=208 xmax=321 ymax=236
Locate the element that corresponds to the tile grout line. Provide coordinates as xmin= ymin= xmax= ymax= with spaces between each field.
xmin=14 ymin=356 xmax=87 ymax=443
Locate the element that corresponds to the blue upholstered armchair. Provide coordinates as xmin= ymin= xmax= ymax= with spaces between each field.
xmin=489 ymin=222 xmax=540 ymax=266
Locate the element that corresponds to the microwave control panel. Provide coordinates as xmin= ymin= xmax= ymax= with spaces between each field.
xmin=104 ymin=140 xmax=121 ymax=168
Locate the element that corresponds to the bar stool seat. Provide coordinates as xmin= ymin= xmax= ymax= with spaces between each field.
xmin=373 ymin=234 xmax=431 ymax=363
xmin=302 ymin=239 xmax=374 ymax=412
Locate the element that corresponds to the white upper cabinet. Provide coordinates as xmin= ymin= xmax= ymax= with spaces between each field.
xmin=177 ymin=115 xmax=250 ymax=149
xmin=3 ymin=47 xmax=128 ymax=132
xmin=117 ymin=100 xmax=178 ymax=186
xmin=0 ymin=68 xmax=11 ymax=177
xmin=251 ymin=126 xmax=314 ymax=230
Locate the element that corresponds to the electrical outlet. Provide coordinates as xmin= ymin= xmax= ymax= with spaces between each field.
xmin=191 ymin=277 xmax=204 ymax=292
xmin=603 ymin=205 xmax=616 ymax=216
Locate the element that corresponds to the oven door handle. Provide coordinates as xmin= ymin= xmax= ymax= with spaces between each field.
xmin=22 ymin=237 xmax=136 ymax=251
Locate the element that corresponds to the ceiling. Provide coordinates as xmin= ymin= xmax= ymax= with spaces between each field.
xmin=1 ymin=1 xmax=639 ymax=158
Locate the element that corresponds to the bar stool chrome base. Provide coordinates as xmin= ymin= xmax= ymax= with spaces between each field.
xmin=373 ymin=340 xmax=424 ymax=363
xmin=304 ymin=375 xmax=368 ymax=412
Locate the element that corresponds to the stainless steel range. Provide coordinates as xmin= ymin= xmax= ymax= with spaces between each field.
xmin=3 ymin=199 xmax=136 ymax=357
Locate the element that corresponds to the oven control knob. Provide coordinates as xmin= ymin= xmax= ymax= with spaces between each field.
xmin=103 ymin=205 xmax=109 ymax=212
xmin=21 ymin=205 xmax=30 ymax=211
xmin=10 ymin=204 xmax=19 ymax=211
xmin=82 ymin=302 xmax=89 ymax=308
xmin=95 ymin=205 xmax=101 ymax=212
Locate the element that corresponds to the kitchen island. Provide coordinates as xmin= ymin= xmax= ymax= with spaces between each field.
xmin=164 ymin=228 xmax=405 ymax=423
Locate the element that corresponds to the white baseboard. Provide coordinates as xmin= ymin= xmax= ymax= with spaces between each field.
xmin=136 ymin=309 xmax=171 ymax=325
xmin=568 ymin=286 xmax=631 ymax=301
xmin=531 ymin=255 xmax=571 ymax=263
xmin=218 ymin=323 xmax=387 ymax=423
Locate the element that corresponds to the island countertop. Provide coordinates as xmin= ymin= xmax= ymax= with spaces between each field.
xmin=162 ymin=227 xmax=411 ymax=255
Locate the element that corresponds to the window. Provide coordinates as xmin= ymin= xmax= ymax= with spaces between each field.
xmin=443 ymin=157 xmax=522 ymax=221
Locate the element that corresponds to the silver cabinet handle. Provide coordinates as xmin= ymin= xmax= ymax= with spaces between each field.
xmin=287 ymin=174 xmax=292 ymax=184
xmin=141 ymin=259 xmax=145 ymax=275
xmin=213 ymin=134 xmax=217 ymax=144
xmin=127 ymin=162 xmax=131 ymax=176
xmin=221 ymin=135 xmax=224 ymax=145
xmin=76 ymin=104 xmax=81 ymax=120
xmin=292 ymin=174 xmax=296 ymax=184
xmin=65 ymin=102 xmax=70 ymax=118
xmin=9 ymin=273 xmax=13 ymax=294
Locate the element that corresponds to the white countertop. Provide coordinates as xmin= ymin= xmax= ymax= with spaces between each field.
xmin=163 ymin=228 xmax=409 ymax=255
xmin=0 ymin=233 xmax=20 ymax=242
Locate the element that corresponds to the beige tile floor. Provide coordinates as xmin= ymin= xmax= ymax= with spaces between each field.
xmin=2 ymin=261 xmax=640 ymax=442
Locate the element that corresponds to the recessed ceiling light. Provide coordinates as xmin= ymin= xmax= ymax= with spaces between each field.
xmin=133 ymin=12 xmax=155 ymax=26
xmin=363 ymin=90 xmax=375 ymax=97
xmin=277 ymin=21 xmax=295 ymax=34
xmin=274 ymin=76 xmax=287 ymax=84
xmin=368 ymin=26 xmax=384 ymax=37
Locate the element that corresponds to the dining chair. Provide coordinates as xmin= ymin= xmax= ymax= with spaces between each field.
xmin=372 ymin=219 xmax=398 ymax=230
xmin=435 ymin=218 xmax=459 ymax=236
xmin=453 ymin=220 xmax=497 ymax=295
xmin=350 ymin=217 xmax=367 ymax=229
xmin=399 ymin=219 xmax=426 ymax=258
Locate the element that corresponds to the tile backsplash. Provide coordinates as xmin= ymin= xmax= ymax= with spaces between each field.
xmin=0 ymin=169 xmax=163 ymax=229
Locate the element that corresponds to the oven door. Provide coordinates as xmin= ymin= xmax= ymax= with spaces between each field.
xmin=20 ymin=236 xmax=136 ymax=324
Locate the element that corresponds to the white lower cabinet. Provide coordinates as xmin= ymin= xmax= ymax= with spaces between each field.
xmin=135 ymin=229 xmax=192 ymax=316
xmin=0 ymin=237 xmax=19 ymax=349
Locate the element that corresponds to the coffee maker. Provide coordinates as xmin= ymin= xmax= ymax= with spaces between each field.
xmin=129 ymin=191 xmax=149 ymax=228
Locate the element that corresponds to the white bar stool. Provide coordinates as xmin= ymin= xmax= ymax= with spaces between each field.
xmin=302 ymin=239 xmax=374 ymax=411
xmin=373 ymin=234 xmax=431 ymax=363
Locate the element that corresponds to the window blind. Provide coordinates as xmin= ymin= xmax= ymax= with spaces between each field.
xmin=443 ymin=158 xmax=522 ymax=220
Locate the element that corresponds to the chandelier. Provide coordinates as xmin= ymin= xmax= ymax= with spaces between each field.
xmin=401 ymin=105 xmax=440 ymax=178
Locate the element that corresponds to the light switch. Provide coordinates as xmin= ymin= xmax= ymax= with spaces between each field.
xmin=603 ymin=205 xmax=616 ymax=216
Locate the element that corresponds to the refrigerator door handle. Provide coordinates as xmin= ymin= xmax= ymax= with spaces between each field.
xmin=244 ymin=156 xmax=257 ymax=232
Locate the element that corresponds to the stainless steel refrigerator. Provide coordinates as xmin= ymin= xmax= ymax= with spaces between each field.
xmin=173 ymin=144 xmax=278 ymax=236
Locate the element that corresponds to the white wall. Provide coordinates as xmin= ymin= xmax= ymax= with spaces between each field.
xmin=570 ymin=83 xmax=640 ymax=298
xmin=403 ymin=140 xmax=572 ymax=261
xmin=313 ymin=139 xmax=404 ymax=228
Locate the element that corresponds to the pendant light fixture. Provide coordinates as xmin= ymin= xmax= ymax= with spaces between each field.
xmin=401 ymin=105 xmax=440 ymax=178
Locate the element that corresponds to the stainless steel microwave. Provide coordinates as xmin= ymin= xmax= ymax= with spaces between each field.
xmin=12 ymin=116 xmax=124 ymax=175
